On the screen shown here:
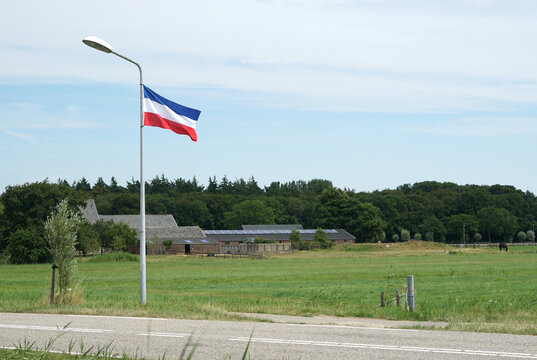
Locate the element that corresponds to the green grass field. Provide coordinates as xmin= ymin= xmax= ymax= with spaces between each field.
xmin=1 ymin=242 xmax=536 ymax=335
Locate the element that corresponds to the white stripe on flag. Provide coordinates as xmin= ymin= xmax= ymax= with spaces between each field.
xmin=143 ymin=98 xmax=197 ymax=130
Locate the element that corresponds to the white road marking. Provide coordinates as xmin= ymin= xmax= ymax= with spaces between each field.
xmin=229 ymin=337 xmax=537 ymax=359
xmin=66 ymin=314 xmax=167 ymax=321
xmin=140 ymin=332 xmax=189 ymax=338
xmin=0 ymin=324 xmax=111 ymax=334
xmin=285 ymin=323 xmax=421 ymax=332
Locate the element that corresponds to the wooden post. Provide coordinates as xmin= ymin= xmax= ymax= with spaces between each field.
xmin=396 ymin=290 xmax=400 ymax=307
xmin=407 ymin=275 xmax=415 ymax=311
xmin=50 ymin=264 xmax=58 ymax=303
xmin=380 ymin=291 xmax=385 ymax=307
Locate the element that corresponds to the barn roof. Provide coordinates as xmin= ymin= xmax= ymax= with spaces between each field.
xmin=242 ymin=224 xmax=304 ymax=230
xmin=78 ymin=199 xmax=205 ymax=240
xmin=204 ymin=228 xmax=355 ymax=242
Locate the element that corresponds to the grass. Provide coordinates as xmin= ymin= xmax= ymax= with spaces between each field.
xmin=1 ymin=242 xmax=536 ymax=335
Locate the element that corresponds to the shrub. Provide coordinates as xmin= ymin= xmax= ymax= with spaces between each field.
xmin=414 ymin=233 xmax=422 ymax=240
xmin=313 ymin=228 xmax=333 ymax=249
xmin=289 ymin=229 xmax=302 ymax=250
xmin=88 ymin=252 xmax=139 ymax=262
xmin=44 ymin=199 xmax=81 ymax=297
xmin=517 ymin=231 xmax=527 ymax=242
xmin=392 ymin=234 xmax=399 ymax=242
xmin=7 ymin=229 xmax=49 ymax=264
xmin=400 ymin=229 xmax=410 ymax=241
xmin=253 ymin=237 xmax=276 ymax=243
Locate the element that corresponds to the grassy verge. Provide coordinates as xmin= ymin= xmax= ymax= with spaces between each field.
xmin=1 ymin=242 xmax=536 ymax=334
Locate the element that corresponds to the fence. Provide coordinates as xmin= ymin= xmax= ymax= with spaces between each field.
xmin=220 ymin=243 xmax=291 ymax=255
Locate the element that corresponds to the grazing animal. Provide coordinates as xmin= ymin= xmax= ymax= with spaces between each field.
xmin=499 ymin=243 xmax=508 ymax=252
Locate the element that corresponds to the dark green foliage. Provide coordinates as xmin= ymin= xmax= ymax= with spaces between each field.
xmin=420 ymin=216 xmax=447 ymax=242
xmin=289 ymin=228 xmax=302 ymax=250
xmin=162 ymin=239 xmax=173 ymax=253
xmin=87 ymin=251 xmax=139 ymax=262
xmin=477 ymin=207 xmax=517 ymax=242
xmin=315 ymin=188 xmax=386 ymax=242
xmin=93 ymin=220 xmax=137 ymax=251
xmin=312 ymin=228 xmax=333 ymax=249
xmin=7 ymin=229 xmax=49 ymax=264
xmin=2 ymin=176 xmax=537 ymax=249
xmin=0 ymin=181 xmax=79 ymax=251
xmin=253 ymin=237 xmax=276 ymax=243
xmin=76 ymin=220 xmax=100 ymax=256
xmin=223 ymin=200 xmax=276 ymax=229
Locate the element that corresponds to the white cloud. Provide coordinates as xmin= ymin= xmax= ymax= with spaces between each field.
xmin=1 ymin=0 xmax=537 ymax=113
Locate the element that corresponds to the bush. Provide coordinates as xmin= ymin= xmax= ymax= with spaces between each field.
xmin=289 ymin=229 xmax=302 ymax=250
xmin=253 ymin=237 xmax=276 ymax=243
xmin=313 ymin=228 xmax=333 ymax=249
xmin=87 ymin=252 xmax=139 ymax=262
xmin=7 ymin=229 xmax=50 ymax=264
xmin=400 ymin=229 xmax=410 ymax=241
xmin=517 ymin=231 xmax=527 ymax=242
xmin=414 ymin=233 xmax=422 ymax=240
xmin=392 ymin=234 xmax=399 ymax=242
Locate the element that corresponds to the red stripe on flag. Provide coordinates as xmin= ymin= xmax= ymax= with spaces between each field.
xmin=144 ymin=113 xmax=197 ymax=142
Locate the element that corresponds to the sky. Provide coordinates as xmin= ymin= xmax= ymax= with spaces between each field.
xmin=2 ymin=0 xmax=537 ymax=194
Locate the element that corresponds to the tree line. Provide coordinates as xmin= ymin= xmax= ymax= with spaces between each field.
xmin=1 ymin=176 xmax=536 ymax=263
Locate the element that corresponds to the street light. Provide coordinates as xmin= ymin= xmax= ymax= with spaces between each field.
xmin=82 ymin=36 xmax=147 ymax=305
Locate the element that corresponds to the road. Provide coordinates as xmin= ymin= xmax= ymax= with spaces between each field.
xmin=0 ymin=312 xmax=536 ymax=359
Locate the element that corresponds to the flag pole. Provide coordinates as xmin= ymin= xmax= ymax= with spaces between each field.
xmin=110 ymin=51 xmax=146 ymax=305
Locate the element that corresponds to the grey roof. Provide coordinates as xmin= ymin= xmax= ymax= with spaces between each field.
xmin=78 ymin=199 xmax=99 ymax=224
xmin=145 ymin=226 xmax=206 ymax=240
xmin=150 ymin=237 xmax=220 ymax=245
xmin=242 ymin=224 xmax=304 ymax=230
xmin=100 ymin=214 xmax=178 ymax=229
xmin=78 ymin=198 xmax=205 ymax=240
xmin=204 ymin=229 xmax=355 ymax=242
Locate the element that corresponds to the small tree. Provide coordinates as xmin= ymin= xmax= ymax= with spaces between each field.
xmin=76 ymin=221 xmax=100 ymax=256
xmin=44 ymin=199 xmax=81 ymax=298
xmin=400 ymin=229 xmax=410 ymax=241
xmin=289 ymin=229 xmax=302 ymax=250
xmin=112 ymin=235 xmax=126 ymax=251
xmin=414 ymin=233 xmax=422 ymax=240
xmin=473 ymin=232 xmax=482 ymax=243
xmin=516 ymin=231 xmax=527 ymax=242
xmin=392 ymin=234 xmax=399 ymax=242
xmin=527 ymin=230 xmax=535 ymax=243
xmin=313 ymin=228 xmax=333 ymax=249
xmin=162 ymin=239 xmax=173 ymax=254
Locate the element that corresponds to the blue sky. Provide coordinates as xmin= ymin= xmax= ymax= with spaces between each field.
xmin=2 ymin=0 xmax=537 ymax=193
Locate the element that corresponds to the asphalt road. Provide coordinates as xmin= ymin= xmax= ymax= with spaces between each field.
xmin=0 ymin=312 xmax=536 ymax=359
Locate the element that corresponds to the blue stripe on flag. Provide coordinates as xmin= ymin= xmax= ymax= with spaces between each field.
xmin=143 ymin=85 xmax=201 ymax=121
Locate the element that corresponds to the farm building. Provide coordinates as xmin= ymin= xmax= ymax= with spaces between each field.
xmin=204 ymin=224 xmax=356 ymax=245
xmin=79 ymin=199 xmax=219 ymax=255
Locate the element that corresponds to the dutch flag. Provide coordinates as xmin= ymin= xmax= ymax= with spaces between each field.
xmin=142 ymin=85 xmax=200 ymax=142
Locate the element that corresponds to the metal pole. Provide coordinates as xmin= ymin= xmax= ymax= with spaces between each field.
xmin=110 ymin=50 xmax=146 ymax=304
xmin=50 ymin=264 xmax=58 ymax=303
xmin=407 ymin=275 xmax=415 ymax=311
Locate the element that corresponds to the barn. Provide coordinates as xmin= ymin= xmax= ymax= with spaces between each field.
xmin=204 ymin=224 xmax=356 ymax=245
xmin=79 ymin=199 xmax=219 ymax=255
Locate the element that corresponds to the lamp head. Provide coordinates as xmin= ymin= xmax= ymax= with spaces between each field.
xmin=82 ymin=36 xmax=113 ymax=53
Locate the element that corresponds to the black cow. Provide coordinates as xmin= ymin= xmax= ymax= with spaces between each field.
xmin=499 ymin=243 xmax=508 ymax=252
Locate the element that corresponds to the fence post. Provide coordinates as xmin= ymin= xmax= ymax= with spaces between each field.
xmin=380 ymin=291 xmax=385 ymax=307
xmin=396 ymin=290 xmax=400 ymax=307
xmin=50 ymin=264 xmax=58 ymax=302
xmin=407 ymin=275 xmax=415 ymax=311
